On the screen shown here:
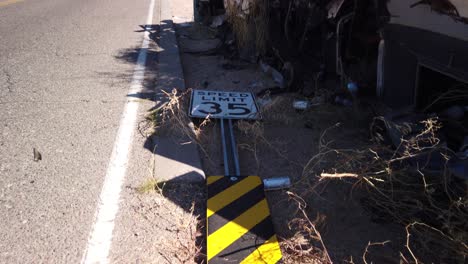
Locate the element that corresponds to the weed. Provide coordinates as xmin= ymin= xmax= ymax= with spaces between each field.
xmin=137 ymin=178 xmax=165 ymax=194
xmin=280 ymin=192 xmax=331 ymax=264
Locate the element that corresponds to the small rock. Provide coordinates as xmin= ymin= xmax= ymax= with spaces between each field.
xmin=33 ymin=148 xmax=42 ymax=162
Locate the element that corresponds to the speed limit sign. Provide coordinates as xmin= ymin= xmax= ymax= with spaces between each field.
xmin=189 ymin=89 xmax=259 ymax=120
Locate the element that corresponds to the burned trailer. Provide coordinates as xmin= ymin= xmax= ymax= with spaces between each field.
xmin=262 ymin=0 xmax=468 ymax=107
xmin=207 ymin=0 xmax=468 ymax=108
xmin=378 ymin=0 xmax=468 ymax=109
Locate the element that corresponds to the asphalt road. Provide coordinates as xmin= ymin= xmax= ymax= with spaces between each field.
xmin=0 ymin=0 xmax=161 ymax=262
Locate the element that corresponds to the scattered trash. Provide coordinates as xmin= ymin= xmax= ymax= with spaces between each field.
xmin=263 ymin=177 xmax=291 ymax=191
xmin=293 ymin=97 xmax=324 ymax=110
xmin=33 ymin=148 xmax=42 ymax=162
xmin=293 ymin=100 xmax=310 ymax=110
xmin=372 ymin=113 xmax=437 ymax=151
xmin=260 ymin=61 xmax=285 ymax=89
xmin=210 ymin=15 xmax=226 ymax=28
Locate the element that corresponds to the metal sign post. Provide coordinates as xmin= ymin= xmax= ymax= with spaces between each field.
xmin=189 ymin=89 xmax=286 ymax=264
xmin=220 ymin=118 xmax=240 ymax=177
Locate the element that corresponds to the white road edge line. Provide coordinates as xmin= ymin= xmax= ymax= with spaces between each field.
xmin=81 ymin=0 xmax=156 ymax=262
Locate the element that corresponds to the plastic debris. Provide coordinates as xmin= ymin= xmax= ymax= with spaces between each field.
xmin=293 ymin=96 xmax=324 ymax=110
xmin=260 ymin=61 xmax=286 ymax=89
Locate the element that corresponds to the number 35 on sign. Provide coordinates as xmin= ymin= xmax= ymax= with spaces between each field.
xmin=189 ymin=90 xmax=259 ymax=120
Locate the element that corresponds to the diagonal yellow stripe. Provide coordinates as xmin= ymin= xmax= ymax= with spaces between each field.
xmin=207 ymin=176 xmax=223 ymax=185
xmin=207 ymin=199 xmax=270 ymax=261
xmin=240 ymin=235 xmax=282 ymax=264
xmin=0 ymin=0 xmax=24 ymax=8
xmin=207 ymin=176 xmax=262 ymax=218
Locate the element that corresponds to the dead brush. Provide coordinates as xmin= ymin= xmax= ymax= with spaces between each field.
xmin=159 ymin=202 xmax=204 ymax=264
xmin=225 ymin=0 xmax=268 ymax=53
xmin=280 ymin=192 xmax=332 ymax=264
xmin=225 ymin=1 xmax=250 ymax=48
xmin=301 ymin=117 xmax=468 ymax=262
xmin=252 ymin=0 xmax=269 ymax=54
xmin=151 ymin=88 xmax=213 ymax=163
xmin=422 ymin=86 xmax=468 ymax=112
xmin=260 ymin=95 xmax=299 ymax=126
xmin=132 ymin=181 xmax=205 ymax=264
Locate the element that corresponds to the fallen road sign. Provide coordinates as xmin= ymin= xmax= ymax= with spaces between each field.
xmin=206 ymin=176 xmax=282 ymax=264
xmin=189 ymin=89 xmax=259 ymax=120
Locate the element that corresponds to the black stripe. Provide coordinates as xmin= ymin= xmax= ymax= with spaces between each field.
xmin=209 ymin=217 xmax=277 ymax=264
xmin=207 ymin=176 xmax=244 ymax=199
xmin=207 ymin=184 xmax=265 ymax=235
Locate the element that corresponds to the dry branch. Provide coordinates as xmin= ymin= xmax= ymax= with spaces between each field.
xmin=303 ymin=116 xmax=467 ymax=262
xmin=320 ymin=173 xmax=359 ymax=178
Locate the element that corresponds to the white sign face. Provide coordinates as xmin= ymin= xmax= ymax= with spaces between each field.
xmin=189 ymin=90 xmax=259 ymax=119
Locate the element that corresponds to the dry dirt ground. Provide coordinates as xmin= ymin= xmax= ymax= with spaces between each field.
xmin=135 ymin=19 xmax=465 ymax=264
xmin=173 ymin=22 xmax=410 ymax=264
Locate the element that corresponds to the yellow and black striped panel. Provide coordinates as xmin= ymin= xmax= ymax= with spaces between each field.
xmin=207 ymin=176 xmax=282 ymax=264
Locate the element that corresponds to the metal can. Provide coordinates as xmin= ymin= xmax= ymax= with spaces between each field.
xmin=293 ymin=100 xmax=310 ymax=110
xmin=263 ymin=177 xmax=291 ymax=191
